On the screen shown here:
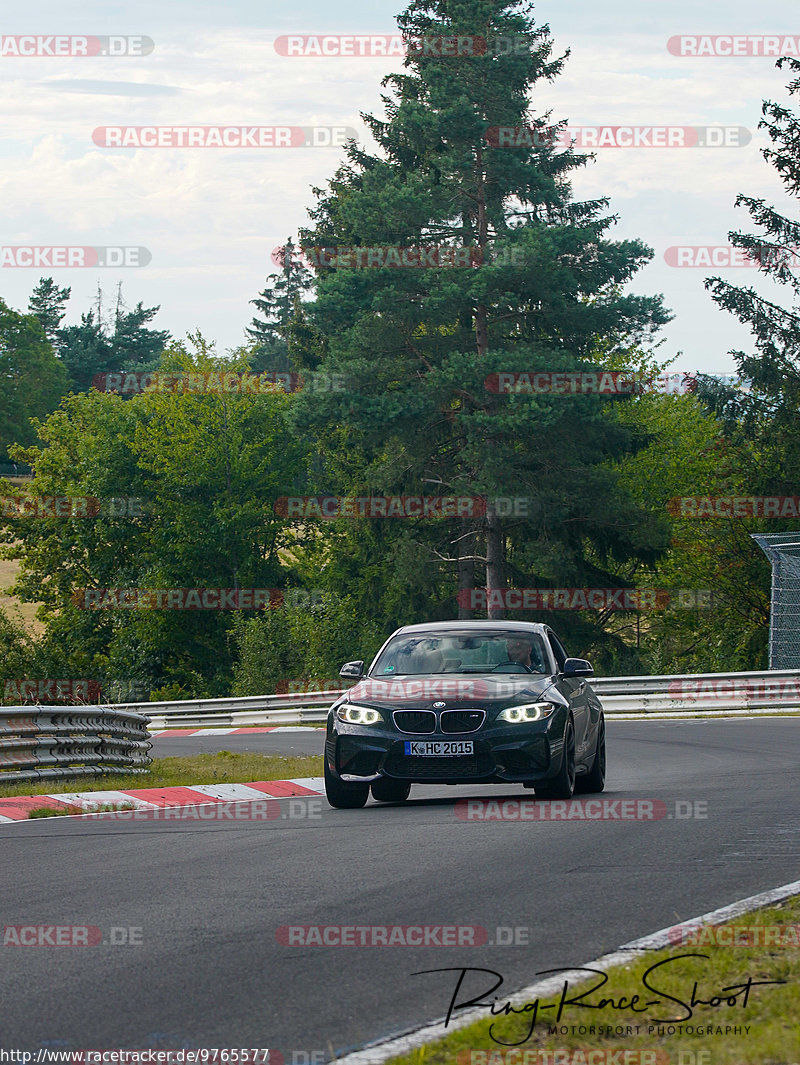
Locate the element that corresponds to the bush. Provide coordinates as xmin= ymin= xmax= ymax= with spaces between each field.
xmin=231 ymin=593 xmax=385 ymax=695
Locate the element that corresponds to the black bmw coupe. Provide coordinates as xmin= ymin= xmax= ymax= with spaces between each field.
xmin=324 ymin=620 xmax=606 ymax=808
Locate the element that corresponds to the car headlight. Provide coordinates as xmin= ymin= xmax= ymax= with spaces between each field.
xmin=498 ymin=702 xmax=555 ymax=724
xmin=336 ymin=703 xmax=383 ymax=725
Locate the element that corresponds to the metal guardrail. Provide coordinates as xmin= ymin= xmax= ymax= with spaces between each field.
xmin=137 ymin=693 xmax=334 ymax=730
xmin=588 ymin=668 xmax=800 ymax=694
xmin=113 ymin=669 xmax=800 ymax=729
xmin=0 ymin=706 xmax=152 ymax=784
xmin=591 ymin=669 xmax=800 ymax=713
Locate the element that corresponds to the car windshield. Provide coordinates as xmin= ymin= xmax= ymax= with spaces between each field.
xmin=371 ymin=630 xmax=550 ymax=676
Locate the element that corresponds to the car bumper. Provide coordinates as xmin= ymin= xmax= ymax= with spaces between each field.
xmin=327 ymin=714 xmax=566 ymax=786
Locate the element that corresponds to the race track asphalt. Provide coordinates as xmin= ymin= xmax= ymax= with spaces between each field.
xmin=1 ymin=719 xmax=798 ymax=1057
xmin=149 ymin=729 xmax=324 ymax=759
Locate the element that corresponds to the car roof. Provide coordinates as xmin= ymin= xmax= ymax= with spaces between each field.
xmin=390 ymin=621 xmax=551 ymax=635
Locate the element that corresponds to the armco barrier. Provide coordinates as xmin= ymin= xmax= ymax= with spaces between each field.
xmin=111 ymin=669 xmax=800 ymax=729
xmin=592 ymin=669 xmax=800 ymax=713
xmin=0 ymin=706 xmax=152 ymax=784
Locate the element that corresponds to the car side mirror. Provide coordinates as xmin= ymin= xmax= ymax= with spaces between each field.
xmin=339 ymin=660 xmax=365 ymax=679
xmin=562 ymin=658 xmax=593 ymax=678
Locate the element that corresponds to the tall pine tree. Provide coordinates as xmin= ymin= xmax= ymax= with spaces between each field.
xmin=247 ymin=239 xmax=313 ymax=372
xmin=291 ymin=0 xmax=671 ymax=625
xmin=28 ymin=278 xmax=71 ymax=346
xmin=704 ymin=57 xmax=800 ymax=497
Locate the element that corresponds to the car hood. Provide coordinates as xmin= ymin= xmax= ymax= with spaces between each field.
xmin=344 ymin=673 xmax=558 ymax=709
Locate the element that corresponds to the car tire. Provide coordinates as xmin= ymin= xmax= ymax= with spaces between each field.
xmin=324 ymin=761 xmax=369 ymax=809
xmin=371 ymin=778 xmax=411 ymax=803
xmin=535 ymin=716 xmax=576 ymax=800
xmin=575 ymin=718 xmax=606 ymax=794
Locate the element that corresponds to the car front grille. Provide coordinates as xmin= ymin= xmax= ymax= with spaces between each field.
xmin=393 ymin=710 xmax=437 ymax=734
xmin=384 ymin=748 xmax=494 ymax=779
xmin=386 ymin=756 xmax=483 ymax=778
xmin=440 ymin=709 xmax=486 ymax=734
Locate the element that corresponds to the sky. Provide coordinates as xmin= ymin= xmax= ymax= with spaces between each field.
xmin=1 ymin=0 xmax=799 ymax=373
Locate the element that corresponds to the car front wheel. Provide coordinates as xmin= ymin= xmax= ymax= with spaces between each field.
xmin=535 ymin=717 xmax=576 ymax=800
xmin=575 ymin=718 xmax=606 ymax=794
xmin=324 ymin=761 xmax=369 ymax=809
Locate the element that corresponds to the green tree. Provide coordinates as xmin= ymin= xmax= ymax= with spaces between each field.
xmin=707 ymin=57 xmax=800 ymax=396
xmin=704 ymin=57 xmax=800 ymax=502
xmin=291 ymin=0 xmax=671 ymax=632
xmin=1 ymin=336 xmax=307 ymax=696
xmin=231 ymin=593 xmax=385 ymax=695
xmin=0 ymin=298 xmax=68 ymax=461
xmin=692 ymin=56 xmax=800 ymax=668
xmin=56 ymin=285 xmax=170 ymax=392
xmin=111 ymin=297 xmax=171 ymax=373
xmin=0 ymin=605 xmax=33 ymax=701
xmin=612 ymin=391 xmax=769 ymax=673
xmin=247 ymin=239 xmax=313 ymax=372
xmin=57 ymin=310 xmax=113 ymax=393
xmin=28 ymin=277 xmax=71 ymax=346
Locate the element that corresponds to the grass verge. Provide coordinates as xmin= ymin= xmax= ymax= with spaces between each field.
xmin=386 ymin=895 xmax=800 ymax=1065
xmin=0 ymin=751 xmax=324 ymax=798
xmin=151 ymin=723 xmax=325 ymax=730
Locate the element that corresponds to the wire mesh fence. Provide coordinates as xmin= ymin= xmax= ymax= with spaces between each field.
xmin=752 ymin=532 xmax=800 ymax=669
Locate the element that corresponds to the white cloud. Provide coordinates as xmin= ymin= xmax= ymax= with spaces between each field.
xmin=0 ymin=1 xmax=797 ymax=370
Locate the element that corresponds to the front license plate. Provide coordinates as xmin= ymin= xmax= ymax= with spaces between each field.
xmin=404 ymin=741 xmax=474 ymax=756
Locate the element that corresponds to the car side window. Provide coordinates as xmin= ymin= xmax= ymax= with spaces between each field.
xmin=547 ymin=632 xmax=567 ymax=671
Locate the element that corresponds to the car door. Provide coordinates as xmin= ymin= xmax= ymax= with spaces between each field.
xmin=546 ymin=629 xmax=591 ymax=762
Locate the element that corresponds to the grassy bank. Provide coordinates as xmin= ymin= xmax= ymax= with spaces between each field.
xmin=0 ymin=751 xmax=324 ymax=798
xmin=386 ymin=896 xmax=800 ymax=1065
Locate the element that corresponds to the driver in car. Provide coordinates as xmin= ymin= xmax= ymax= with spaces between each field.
xmin=505 ymin=637 xmax=536 ymax=670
